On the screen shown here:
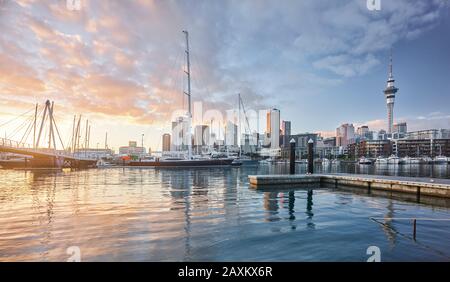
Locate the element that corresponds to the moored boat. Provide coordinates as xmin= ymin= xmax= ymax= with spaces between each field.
xmin=358 ymin=157 xmax=372 ymax=165
xmin=129 ymin=158 xmax=234 ymax=167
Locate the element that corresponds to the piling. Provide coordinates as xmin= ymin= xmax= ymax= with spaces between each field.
xmin=307 ymin=139 xmax=314 ymax=174
xmin=289 ymin=138 xmax=296 ymax=175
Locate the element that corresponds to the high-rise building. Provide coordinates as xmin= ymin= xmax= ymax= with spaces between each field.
xmin=194 ymin=125 xmax=210 ymax=146
xmin=266 ymin=108 xmax=280 ymax=149
xmin=281 ymin=120 xmax=291 ymax=136
xmin=162 ymin=133 xmax=171 ymax=152
xmin=225 ymin=121 xmax=238 ymax=146
xmin=281 ymin=120 xmax=291 ymax=147
xmin=357 ymin=125 xmax=369 ymax=136
xmin=383 ymin=50 xmax=399 ymax=134
xmin=336 ymin=123 xmax=355 ymax=147
xmin=193 ymin=125 xmax=209 ymax=154
xmin=171 ymin=116 xmax=189 ymax=151
xmin=393 ymin=122 xmax=407 ymax=134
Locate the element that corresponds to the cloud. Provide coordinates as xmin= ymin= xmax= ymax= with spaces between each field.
xmin=0 ymin=0 xmax=447 ymax=150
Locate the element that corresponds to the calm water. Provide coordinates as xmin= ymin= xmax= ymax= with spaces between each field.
xmin=0 ymin=164 xmax=449 ymax=261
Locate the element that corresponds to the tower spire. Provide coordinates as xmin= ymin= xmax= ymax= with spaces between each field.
xmin=389 ymin=48 xmax=393 ymax=79
xmin=383 ymin=48 xmax=399 ymax=135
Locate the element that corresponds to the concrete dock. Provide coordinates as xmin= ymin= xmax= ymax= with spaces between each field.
xmin=248 ymin=173 xmax=450 ymax=198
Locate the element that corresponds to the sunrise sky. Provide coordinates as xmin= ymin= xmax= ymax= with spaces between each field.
xmin=0 ymin=0 xmax=449 ymax=151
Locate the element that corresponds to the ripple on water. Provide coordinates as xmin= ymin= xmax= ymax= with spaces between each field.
xmin=0 ymin=167 xmax=449 ymax=261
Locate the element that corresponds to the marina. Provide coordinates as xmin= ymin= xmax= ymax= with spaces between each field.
xmin=0 ymin=0 xmax=449 ymax=266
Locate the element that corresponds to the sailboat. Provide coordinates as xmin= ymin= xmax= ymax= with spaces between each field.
xmin=129 ymin=31 xmax=233 ymax=167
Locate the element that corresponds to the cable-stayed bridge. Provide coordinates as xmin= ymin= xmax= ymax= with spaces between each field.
xmin=0 ymin=100 xmax=97 ymax=169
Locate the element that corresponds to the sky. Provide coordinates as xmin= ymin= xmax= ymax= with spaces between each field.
xmin=0 ymin=0 xmax=449 ymax=151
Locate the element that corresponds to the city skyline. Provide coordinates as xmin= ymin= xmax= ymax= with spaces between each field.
xmin=1 ymin=0 xmax=449 ymax=151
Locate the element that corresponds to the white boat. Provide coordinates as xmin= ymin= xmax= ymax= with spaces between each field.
xmin=358 ymin=157 xmax=372 ymax=165
xmin=421 ymin=157 xmax=433 ymax=164
xmin=97 ymin=160 xmax=114 ymax=167
xmin=400 ymin=156 xmax=420 ymax=165
xmin=433 ymin=155 xmax=448 ymax=165
xmin=322 ymin=158 xmax=330 ymax=165
xmin=330 ymin=159 xmax=340 ymax=165
xmin=387 ymin=155 xmax=400 ymax=164
xmin=375 ymin=157 xmax=388 ymax=164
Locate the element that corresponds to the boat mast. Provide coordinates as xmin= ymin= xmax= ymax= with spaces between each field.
xmin=238 ymin=93 xmax=241 ymax=157
xmin=183 ymin=30 xmax=192 ymax=159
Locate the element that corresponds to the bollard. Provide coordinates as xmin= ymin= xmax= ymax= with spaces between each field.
xmin=307 ymin=138 xmax=314 ymax=174
xmin=289 ymin=138 xmax=296 ymax=175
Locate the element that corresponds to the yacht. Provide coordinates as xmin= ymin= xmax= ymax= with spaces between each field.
xmin=128 ymin=31 xmax=234 ymax=168
xmin=387 ymin=155 xmax=400 ymax=164
xmin=433 ymin=155 xmax=449 ymax=165
xmin=400 ymin=156 xmax=420 ymax=165
xmin=375 ymin=157 xmax=388 ymax=165
xmin=358 ymin=157 xmax=372 ymax=165
xmin=331 ymin=159 xmax=340 ymax=165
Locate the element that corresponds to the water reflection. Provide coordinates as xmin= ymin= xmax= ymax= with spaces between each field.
xmin=0 ymin=167 xmax=449 ymax=261
xmin=306 ymin=190 xmax=315 ymax=230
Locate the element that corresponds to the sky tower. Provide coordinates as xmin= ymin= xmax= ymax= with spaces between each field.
xmin=383 ymin=50 xmax=399 ymax=134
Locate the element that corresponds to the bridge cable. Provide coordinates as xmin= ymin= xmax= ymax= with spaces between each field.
xmin=51 ymin=114 xmax=66 ymax=151
xmin=20 ymin=107 xmax=45 ymax=146
xmin=0 ymin=107 xmax=35 ymax=128
xmin=7 ymin=113 xmax=35 ymax=140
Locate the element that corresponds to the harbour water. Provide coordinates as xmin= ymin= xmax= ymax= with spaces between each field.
xmin=0 ymin=164 xmax=449 ymax=261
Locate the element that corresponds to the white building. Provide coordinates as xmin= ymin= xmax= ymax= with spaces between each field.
xmin=267 ymin=108 xmax=280 ymax=149
xmin=171 ymin=116 xmax=190 ymax=151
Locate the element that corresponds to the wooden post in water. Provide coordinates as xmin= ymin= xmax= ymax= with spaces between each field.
xmin=289 ymin=138 xmax=296 ymax=175
xmin=307 ymin=139 xmax=314 ymax=174
xmin=413 ymin=219 xmax=417 ymax=240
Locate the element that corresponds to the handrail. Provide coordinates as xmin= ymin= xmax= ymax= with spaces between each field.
xmin=0 ymin=137 xmax=95 ymax=161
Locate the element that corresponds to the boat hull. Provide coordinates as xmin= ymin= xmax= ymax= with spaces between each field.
xmin=128 ymin=158 xmax=234 ymax=167
xmin=0 ymin=160 xmax=27 ymax=169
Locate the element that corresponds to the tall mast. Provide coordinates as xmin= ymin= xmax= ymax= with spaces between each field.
xmin=238 ymin=93 xmax=241 ymax=157
xmin=183 ymin=30 xmax=192 ymax=159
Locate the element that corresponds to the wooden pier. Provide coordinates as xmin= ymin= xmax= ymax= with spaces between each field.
xmin=248 ymin=173 xmax=450 ymax=198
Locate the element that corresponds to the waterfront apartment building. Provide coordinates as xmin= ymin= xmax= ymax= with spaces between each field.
xmin=336 ymin=123 xmax=355 ymax=147
xmin=162 ymin=133 xmax=171 ymax=152
xmin=405 ymin=129 xmax=450 ymax=140
xmin=119 ymin=141 xmax=146 ymax=156
xmin=395 ymin=138 xmax=450 ymax=157
xmin=347 ymin=140 xmax=392 ymax=158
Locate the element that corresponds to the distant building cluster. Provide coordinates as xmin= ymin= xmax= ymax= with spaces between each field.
xmin=149 ymin=51 xmax=450 ymax=160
